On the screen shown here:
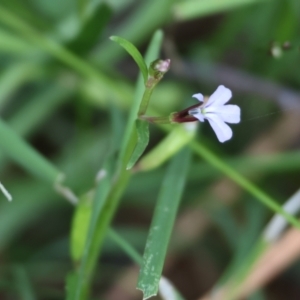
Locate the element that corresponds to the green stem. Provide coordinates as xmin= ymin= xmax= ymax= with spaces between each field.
xmin=138 ymin=85 xmax=155 ymax=116
xmin=138 ymin=58 xmax=171 ymax=116
xmin=139 ymin=115 xmax=171 ymax=124
xmin=191 ymin=141 xmax=300 ymax=229
xmin=108 ymin=229 xmax=142 ymax=265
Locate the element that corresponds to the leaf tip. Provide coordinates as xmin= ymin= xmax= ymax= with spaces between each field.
xmin=126 ymin=164 xmax=133 ymax=171
xmin=136 ymin=286 xmax=156 ymax=300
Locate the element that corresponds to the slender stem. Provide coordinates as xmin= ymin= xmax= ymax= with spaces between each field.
xmin=139 ymin=115 xmax=171 ymax=124
xmin=191 ymin=141 xmax=300 ymax=229
xmin=108 ymin=229 xmax=142 ymax=265
xmin=137 ymin=59 xmax=170 ymax=116
xmin=138 ymin=85 xmax=155 ymax=116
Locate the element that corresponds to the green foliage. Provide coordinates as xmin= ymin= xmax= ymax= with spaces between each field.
xmin=174 ymin=0 xmax=268 ymax=20
xmin=137 ymin=148 xmax=191 ymax=299
xmin=126 ymin=120 xmax=149 ymax=170
xmin=1 ymin=0 xmax=300 ymax=299
xmin=110 ymin=35 xmax=149 ymax=83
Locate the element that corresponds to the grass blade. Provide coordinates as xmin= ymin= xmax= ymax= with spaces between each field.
xmin=0 ymin=119 xmax=60 ymax=183
xmin=137 ymin=147 xmax=191 ymax=299
xmin=68 ymin=3 xmax=112 ymax=55
xmin=93 ymin=0 xmax=173 ymax=64
xmin=191 ymin=141 xmax=300 ymax=229
xmin=73 ymin=159 xmax=114 ymax=300
xmin=13 ymin=266 xmax=36 ymax=300
xmin=0 ymin=5 xmax=131 ymax=104
xmin=173 ymin=0 xmax=267 ymax=21
xmin=0 ymin=63 xmax=39 ymax=109
xmin=108 ymin=228 xmax=142 ymax=265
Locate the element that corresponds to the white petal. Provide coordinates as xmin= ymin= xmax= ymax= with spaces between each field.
xmin=205 ymin=105 xmax=241 ymax=124
xmin=205 ymin=113 xmax=233 ymax=142
xmin=192 ymin=93 xmax=204 ymax=102
xmin=193 ymin=112 xmax=205 ymax=122
xmin=206 ymin=85 xmax=232 ymax=107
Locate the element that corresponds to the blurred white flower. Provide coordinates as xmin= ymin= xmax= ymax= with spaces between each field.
xmin=188 ymin=85 xmax=241 ymax=143
xmin=0 ymin=181 xmax=12 ymax=201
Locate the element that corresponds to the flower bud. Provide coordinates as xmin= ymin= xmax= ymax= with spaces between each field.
xmin=152 ymin=59 xmax=171 ymax=73
xmin=149 ymin=59 xmax=171 ymax=78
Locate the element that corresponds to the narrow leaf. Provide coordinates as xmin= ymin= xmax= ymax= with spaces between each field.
xmin=78 ymin=0 xmax=89 ymax=18
xmin=173 ymin=0 xmax=267 ymax=20
xmin=70 ymin=194 xmax=92 ymax=262
xmin=110 ymin=35 xmax=148 ymax=83
xmin=94 ymin=0 xmax=173 ymax=64
xmin=13 ymin=266 xmax=36 ymax=300
xmin=127 ymin=119 xmax=149 ymax=170
xmin=191 ymin=141 xmax=300 ymax=229
xmin=73 ymin=159 xmax=114 ymax=300
xmin=0 ymin=119 xmax=60 ymax=183
xmin=118 ymin=30 xmax=163 ymax=166
xmin=66 ymin=272 xmax=78 ymax=300
xmin=69 ymin=3 xmax=112 ymax=55
xmin=138 ymin=123 xmax=197 ymax=171
xmin=137 ymin=148 xmax=191 ymax=299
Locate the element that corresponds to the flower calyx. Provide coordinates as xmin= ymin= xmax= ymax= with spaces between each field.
xmin=172 ymin=85 xmax=241 ymax=143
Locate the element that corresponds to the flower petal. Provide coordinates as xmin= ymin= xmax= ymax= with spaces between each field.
xmin=205 ymin=113 xmax=233 ymax=142
xmin=191 ymin=110 xmax=205 ymax=122
xmin=206 ymin=85 xmax=232 ymax=107
xmin=205 ymin=105 xmax=241 ymax=124
xmin=192 ymin=93 xmax=204 ymax=102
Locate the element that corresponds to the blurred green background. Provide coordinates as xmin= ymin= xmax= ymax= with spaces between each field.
xmin=1 ymin=0 xmax=300 ymax=299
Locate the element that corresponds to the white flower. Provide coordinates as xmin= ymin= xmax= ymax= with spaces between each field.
xmin=0 ymin=181 xmax=12 ymax=201
xmin=188 ymin=85 xmax=241 ymax=143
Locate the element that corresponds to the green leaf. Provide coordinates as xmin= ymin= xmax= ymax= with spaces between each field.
xmin=127 ymin=120 xmax=149 ymax=170
xmin=66 ymin=272 xmax=78 ymax=300
xmin=0 ymin=64 xmax=39 ymax=110
xmin=108 ymin=228 xmax=142 ymax=265
xmin=68 ymin=3 xmax=112 ymax=55
xmin=110 ymin=35 xmax=148 ymax=83
xmin=138 ymin=123 xmax=197 ymax=171
xmin=0 ymin=28 xmax=35 ymax=55
xmin=173 ymin=0 xmax=267 ymax=21
xmin=13 ymin=266 xmax=36 ymax=300
xmin=73 ymin=159 xmax=114 ymax=300
xmin=191 ymin=141 xmax=300 ymax=230
xmin=94 ymin=0 xmax=173 ymax=64
xmin=10 ymin=86 xmax=71 ymax=135
xmin=118 ymin=30 xmax=163 ymax=167
xmin=70 ymin=194 xmax=93 ymax=262
xmin=78 ymin=0 xmax=89 ymax=18
xmin=0 ymin=179 xmax=59 ymax=251
xmin=137 ymin=148 xmax=191 ymax=299
xmin=0 ymin=119 xmax=60 ymax=183
xmin=0 ymin=4 xmax=131 ymax=105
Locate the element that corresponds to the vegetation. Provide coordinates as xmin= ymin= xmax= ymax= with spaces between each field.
xmin=0 ymin=0 xmax=300 ymax=299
